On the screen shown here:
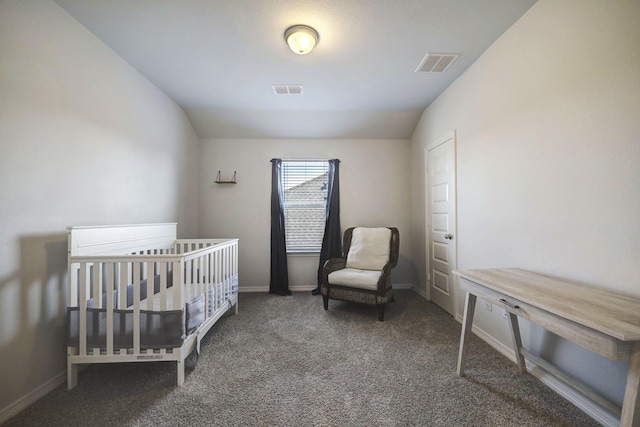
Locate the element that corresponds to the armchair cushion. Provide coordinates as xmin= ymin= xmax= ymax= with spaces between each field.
xmin=327 ymin=268 xmax=382 ymax=291
xmin=345 ymin=227 xmax=391 ymax=271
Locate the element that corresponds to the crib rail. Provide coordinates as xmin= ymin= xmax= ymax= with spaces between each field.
xmin=67 ymin=238 xmax=238 ymax=363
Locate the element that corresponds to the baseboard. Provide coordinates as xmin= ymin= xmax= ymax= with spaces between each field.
xmin=290 ymin=285 xmax=316 ymax=292
xmin=527 ymin=363 xmax=619 ymax=427
xmin=239 ymin=286 xmax=268 ymax=292
xmin=239 ymin=286 xmax=315 ymax=292
xmin=411 ymin=285 xmax=428 ymax=299
xmin=0 ymin=371 xmax=66 ymax=424
xmin=455 ymin=315 xmax=619 ymax=427
xmin=239 ymin=283 xmax=414 ymax=293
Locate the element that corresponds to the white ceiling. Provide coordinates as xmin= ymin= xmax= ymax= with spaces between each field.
xmin=54 ymin=0 xmax=537 ymax=139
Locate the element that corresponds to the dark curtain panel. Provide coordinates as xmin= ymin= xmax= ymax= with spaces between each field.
xmin=269 ymin=158 xmax=291 ymax=295
xmin=313 ymin=159 xmax=342 ymax=295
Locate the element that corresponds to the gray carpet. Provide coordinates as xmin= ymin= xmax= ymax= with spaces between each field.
xmin=6 ymin=290 xmax=600 ymax=426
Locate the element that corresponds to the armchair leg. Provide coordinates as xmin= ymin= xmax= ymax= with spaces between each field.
xmin=322 ymin=295 xmax=329 ymax=311
xmin=378 ymin=304 xmax=385 ymax=321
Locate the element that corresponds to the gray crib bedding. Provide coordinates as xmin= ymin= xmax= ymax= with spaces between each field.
xmin=67 ymin=275 xmax=210 ymax=349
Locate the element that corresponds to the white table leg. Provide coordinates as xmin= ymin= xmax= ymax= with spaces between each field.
xmin=457 ymin=292 xmax=477 ymax=377
xmin=621 ymin=342 xmax=640 ymax=427
xmin=507 ymin=312 xmax=526 ymax=373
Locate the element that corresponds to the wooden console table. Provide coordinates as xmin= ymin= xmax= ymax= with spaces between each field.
xmin=454 ymin=268 xmax=640 ymax=427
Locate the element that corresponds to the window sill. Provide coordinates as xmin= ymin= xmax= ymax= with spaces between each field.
xmin=286 ymin=250 xmax=321 ymax=256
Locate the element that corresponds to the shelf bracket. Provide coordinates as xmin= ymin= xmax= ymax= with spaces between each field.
xmin=215 ymin=170 xmax=237 ymax=184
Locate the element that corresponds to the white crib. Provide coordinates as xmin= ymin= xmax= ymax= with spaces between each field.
xmin=66 ymin=223 xmax=238 ymax=389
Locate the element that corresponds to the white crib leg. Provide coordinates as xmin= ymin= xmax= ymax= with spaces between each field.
xmin=176 ymin=360 xmax=185 ymax=386
xmin=67 ymin=358 xmax=78 ymax=390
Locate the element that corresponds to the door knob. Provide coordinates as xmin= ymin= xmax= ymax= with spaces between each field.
xmin=444 ymin=233 xmax=453 ymax=240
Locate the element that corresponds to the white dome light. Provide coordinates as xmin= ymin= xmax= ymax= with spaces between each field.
xmin=284 ymin=25 xmax=319 ymax=55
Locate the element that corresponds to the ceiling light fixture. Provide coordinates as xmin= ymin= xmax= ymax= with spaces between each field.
xmin=284 ymin=25 xmax=319 ymax=55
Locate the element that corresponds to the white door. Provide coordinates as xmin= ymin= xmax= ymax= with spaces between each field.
xmin=426 ymin=132 xmax=457 ymax=316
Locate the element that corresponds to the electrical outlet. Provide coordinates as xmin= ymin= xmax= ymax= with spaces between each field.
xmin=503 ymin=309 xmax=508 ymax=319
xmin=484 ymin=302 xmax=492 ymax=312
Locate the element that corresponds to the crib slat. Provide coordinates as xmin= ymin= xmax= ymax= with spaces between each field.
xmin=118 ymin=262 xmax=128 ymax=352
xmin=234 ymin=244 xmax=238 ymax=278
xmin=146 ymin=262 xmax=154 ymax=311
xmin=133 ymin=262 xmax=140 ymax=354
xmin=69 ymin=263 xmax=78 ymax=307
xmin=218 ymin=249 xmax=223 ymax=307
xmin=197 ymin=256 xmax=204 ymax=297
xmin=91 ymin=263 xmax=101 ymax=354
xmin=195 ymin=256 xmax=200 ymax=301
xmin=224 ymin=246 xmax=229 ymax=298
xmin=187 ymin=259 xmax=193 ymax=303
xmin=212 ymin=251 xmax=218 ymax=309
xmin=173 ymin=261 xmax=182 ymax=311
xmin=221 ymin=248 xmax=226 ymax=303
xmin=203 ymin=253 xmax=210 ymax=320
xmin=92 ymin=262 xmax=101 ymax=309
xmin=79 ymin=263 xmax=87 ymax=356
xmin=159 ymin=263 xmax=167 ymax=311
xmin=106 ymin=263 xmax=114 ymax=354
xmin=119 ymin=262 xmax=128 ymax=309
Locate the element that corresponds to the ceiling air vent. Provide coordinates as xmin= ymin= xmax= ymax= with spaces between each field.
xmin=416 ymin=53 xmax=460 ymax=73
xmin=273 ymin=84 xmax=303 ymax=95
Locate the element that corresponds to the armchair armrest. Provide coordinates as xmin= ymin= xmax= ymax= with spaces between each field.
xmin=324 ymin=258 xmax=346 ymax=273
xmin=376 ymin=263 xmax=394 ymax=293
xmin=322 ymin=258 xmax=346 ymax=288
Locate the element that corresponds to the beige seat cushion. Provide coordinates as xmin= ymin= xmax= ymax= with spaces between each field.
xmin=328 ymin=268 xmax=382 ymax=290
xmin=345 ymin=227 xmax=391 ymax=271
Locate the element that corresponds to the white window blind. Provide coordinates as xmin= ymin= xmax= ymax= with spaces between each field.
xmin=282 ymin=161 xmax=329 ymax=252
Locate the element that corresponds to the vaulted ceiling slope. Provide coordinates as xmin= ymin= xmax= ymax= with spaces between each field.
xmin=54 ymin=0 xmax=537 ymax=139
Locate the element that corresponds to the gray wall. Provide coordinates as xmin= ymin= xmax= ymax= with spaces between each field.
xmin=0 ymin=0 xmax=200 ymax=415
xmin=199 ymin=138 xmax=413 ymax=291
xmin=410 ymin=0 xmax=640 ymax=409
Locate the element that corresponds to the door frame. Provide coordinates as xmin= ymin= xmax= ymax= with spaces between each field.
xmin=424 ymin=130 xmax=458 ymax=317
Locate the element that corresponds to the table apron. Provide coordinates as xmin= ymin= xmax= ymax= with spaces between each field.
xmin=460 ymin=279 xmax=634 ymax=361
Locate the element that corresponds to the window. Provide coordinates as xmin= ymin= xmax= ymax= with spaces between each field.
xmin=281 ymin=161 xmax=329 ymax=252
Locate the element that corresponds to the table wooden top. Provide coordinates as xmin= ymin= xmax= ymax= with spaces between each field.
xmin=454 ymin=268 xmax=640 ymax=342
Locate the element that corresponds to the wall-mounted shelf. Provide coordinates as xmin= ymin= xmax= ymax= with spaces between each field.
xmin=215 ymin=170 xmax=237 ymax=184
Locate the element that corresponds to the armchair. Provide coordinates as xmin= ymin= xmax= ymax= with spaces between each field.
xmin=321 ymin=227 xmax=399 ymax=321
